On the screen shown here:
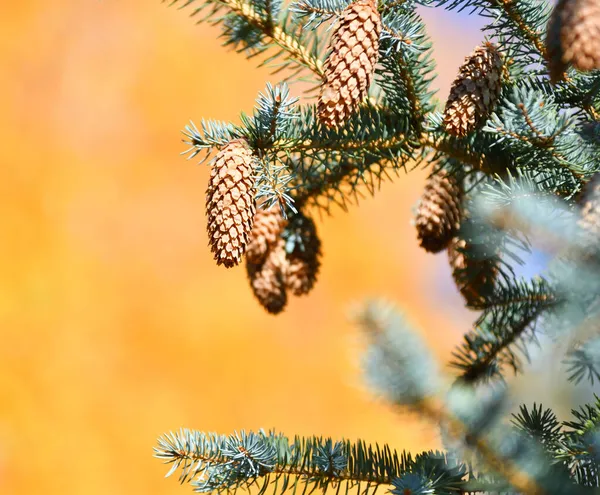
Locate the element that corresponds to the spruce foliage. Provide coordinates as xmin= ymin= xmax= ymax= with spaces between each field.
xmin=155 ymin=0 xmax=600 ymax=492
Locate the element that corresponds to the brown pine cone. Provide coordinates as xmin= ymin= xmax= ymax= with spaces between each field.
xmin=443 ymin=42 xmax=503 ymax=137
xmin=283 ymin=214 xmax=322 ymax=296
xmin=246 ymin=239 xmax=288 ymax=314
xmin=546 ymin=0 xmax=600 ymax=83
xmin=246 ymin=206 xmax=287 ymax=264
xmin=318 ymin=0 xmax=382 ymax=128
xmin=448 ymin=237 xmax=498 ymax=309
xmin=206 ymin=138 xmax=256 ymax=268
xmin=415 ymin=169 xmax=463 ymax=253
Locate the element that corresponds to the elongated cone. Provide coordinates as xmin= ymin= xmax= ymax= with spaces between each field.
xmin=246 ymin=206 xmax=287 ymax=264
xmin=415 ymin=170 xmax=463 ymax=253
xmin=318 ymin=0 xmax=381 ymax=128
xmin=443 ymin=42 xmax=503 ymax=137
xmin=206 ymin=139 xmax=256 ymax=268
xmin=246 ymin=239 xmax=288 ymax=314
xmin=546 ymin=0 xmax=600 ymax=83
xmin=284 ymin=214 xmax=322 ymax=296
xmin=448 ymin=237 xmax=498 ymax=309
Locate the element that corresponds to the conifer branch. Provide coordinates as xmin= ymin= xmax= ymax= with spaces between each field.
xmin=167 ymin=0 xmax=324 ymax=78
xmin=155 ymin=429 xmax=479 ymax=495
xmin=491 ymin=0 xmax=546 ymax=58
xmin=422 ymin=133 xmax=493 ymax=172
xmin=385 ymin=49 xmax=427 ymax=135
xmin=293 ymin=154 xmax=404 ymax=212
xmin=421 ymin=397 xmax=548 ymax=495
xmin=419 ymin=397 xmax=599 ymax=495
xmin=159 ymin=0 xmax=600 ymax=491
xmin=451 ymin=278 xmax=559 ymax=383
xmin=377 ymin=10 xmax=436 ymax=137
xmin=355 ymin=300 xmax=586 ymax=494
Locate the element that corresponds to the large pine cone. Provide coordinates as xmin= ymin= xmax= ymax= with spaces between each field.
xmin=546 ymin=0 xmax=600 ymax=83
xmin=318 ymin=0 xmax=382 ymax=128
xmin=206 ymin=138 xmax=256 ymax=268
xmin=443 ymin=42 xmax=503 ymax=137
xmin=415 ymin=169 xmax=463 ymax=253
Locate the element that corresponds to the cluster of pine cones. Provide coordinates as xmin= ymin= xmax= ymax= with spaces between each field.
xmin=415 ymin=40 xmax=505 ymax=306
xmin=316 ymin=0 xmax=600 ymax=130
xmin=317 ymin=0 xmax=505 ymax=135
xmin=206 ymin=138 xmax=321 ymax=314
xmin=413 ymin=164 xmax=600 ymax=309
xmin=202 ymin=0 xmax=600 ymax=313
xmin=414 ymin=169 xmax=498 ymax=309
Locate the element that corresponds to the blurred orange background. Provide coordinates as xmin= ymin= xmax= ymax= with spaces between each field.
xmin=0 ymin=2 xmax=487 ymax=495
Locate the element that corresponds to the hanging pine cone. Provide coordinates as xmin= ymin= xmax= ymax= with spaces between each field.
xmin=414 ymin=169 xmax=463 ymax=253
xmin=283 ymin=214 xmax=322 ymax=296
xmin=443 ymin=42 xmax=503 ymax=137
xmin=448 ymin=237 xmax=498 ymax=309
xmin=246 ymin=239 xmax=288 ymax=314
xmin=546 ymin=0 xmax=600 ymax=83
xmin=318 ymin=0 xmax=382 ymax=128
xmin=206 ymin=138 xmax=257 ymax=268
xmin=246 ymin=206 xmax=287 ymax=264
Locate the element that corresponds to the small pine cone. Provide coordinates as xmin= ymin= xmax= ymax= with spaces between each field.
xmin=283 ymin=214 xmax=322 ymax=296
xmin=578 ymin=174 xmax=600 ymax=242
xmin=318 ymin=0 xmax=381 ymax=128
xmin=448 ymin=237 xmax=498 ymax=309
xmin=415 ymin=170 xmax=463 ymax=253
xmin=246 ymin=206 xmax=287 ymax=264
xmin=443 ymin=42 xmax=503 ymax=137
xmin=246 ymin=239 xmax=288 ymax=314
xmin=206 ymin=139 xmax=257 ymax=268
xmin=546 ymin=0 xmax=600 ymax=83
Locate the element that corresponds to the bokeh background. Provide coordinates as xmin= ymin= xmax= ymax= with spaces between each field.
xmin=0 ymin=2 xmax=570 ymax=495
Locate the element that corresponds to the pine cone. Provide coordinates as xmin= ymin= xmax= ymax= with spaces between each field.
xmin=318 ymin=0 xmax=381 ymax=128
xmin=415 ymin=169 xmax=463 ymax=253
xmin=206 ymin=138 xmax=256 ymax=268
xmin=448 ymin=237 xmax=498 ymax=309
xmin=246 ymin=206 xmax=287 ymax=264
xmin=546 ymin=0 xmax=600 ymax=83
xmin=246 ymin=239 xmax=288 ymax=314
xmin=443 ymin=42 xmax=503 ymax=137
xmin=283 ymin=214 xmax=322 ymax=296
